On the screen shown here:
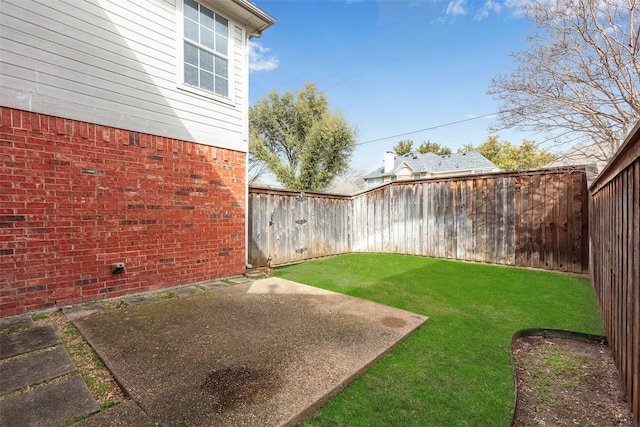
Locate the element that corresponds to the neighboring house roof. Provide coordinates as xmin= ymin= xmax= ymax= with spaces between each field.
xmin=545 ymin=143 xmax=609 ymax=182
xmin=325 ymin=177 xmax=362 ymax=195
xmin=365 ymin=151 xmax=499 ymax=178
xmin=249 ymin=176 xmax=361 ymax=195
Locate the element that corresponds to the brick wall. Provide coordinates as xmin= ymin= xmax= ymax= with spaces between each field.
xmin=0 ymin=107 xmax=247 ymax=317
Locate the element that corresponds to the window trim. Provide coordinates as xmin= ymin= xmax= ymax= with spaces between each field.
xmin=177 ymin=0 xmax=236 ymax=105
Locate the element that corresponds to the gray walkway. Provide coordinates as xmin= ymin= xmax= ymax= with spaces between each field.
xmin=0 ymin=318 xmax=98 ymax=427
xmin=0 ymin=278 xmax=428 ymax=426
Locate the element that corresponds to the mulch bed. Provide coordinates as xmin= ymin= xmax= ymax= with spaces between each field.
xmin=512 ymin=335 xmax=633 ymax=426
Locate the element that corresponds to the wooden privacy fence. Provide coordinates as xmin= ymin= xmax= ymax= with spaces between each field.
xmin=590 ymin=122 xmax=640 ymax=427
xmin=249 ymin=167 xmax=589 ymax=274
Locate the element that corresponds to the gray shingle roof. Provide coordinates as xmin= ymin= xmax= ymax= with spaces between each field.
xmin=365 ymin=151 xmax=499 ymax=178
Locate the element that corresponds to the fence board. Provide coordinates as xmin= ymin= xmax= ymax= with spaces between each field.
xmin=590 ymin=121 xmax=640 ymax=426
xmin=249 ymin=169 xmax=589 ymax=274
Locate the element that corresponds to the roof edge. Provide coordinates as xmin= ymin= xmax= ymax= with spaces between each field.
xmin=231 ymin=0 xmax=276 ymax=36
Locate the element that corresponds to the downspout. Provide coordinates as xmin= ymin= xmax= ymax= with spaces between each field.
xmin=244 ymin=29 xmax=252 ymax=270
xmin=244 ymin=30 xmax=267 ymax=270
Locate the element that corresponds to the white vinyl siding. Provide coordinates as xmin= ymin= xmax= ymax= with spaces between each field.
xmin=0 ymin=0 xmax=249 ymax=152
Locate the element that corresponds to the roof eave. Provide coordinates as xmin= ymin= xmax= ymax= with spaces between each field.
xmin=228 ymin=0 xmax=276 ymax=37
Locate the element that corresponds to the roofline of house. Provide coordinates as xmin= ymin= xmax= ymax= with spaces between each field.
xmin=232 ymin=0 xmax=276 ymax=37
xmin=365 ymin=166 xmax=493 ymax=180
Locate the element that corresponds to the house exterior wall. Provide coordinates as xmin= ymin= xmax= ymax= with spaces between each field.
xmin=0 ymin=1 xmax=270 ymax=317
xmin=0 ymin=107 xmax=246 ymax=317
xmin=0 ymin=0 xmax=250 ymax=152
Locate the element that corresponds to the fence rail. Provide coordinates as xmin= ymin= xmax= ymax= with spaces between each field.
xmin=249 ymin=167 xmax=589 ymax=274
xmin=590 ymin=122 xmax=640 ymax=427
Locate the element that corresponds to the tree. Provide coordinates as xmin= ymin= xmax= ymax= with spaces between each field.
xmin=338 ymin=166 xmax=366 ymax=189
xmin=393 ymin=140 xmax=414 ymax=155
xmin=460 ymin=136 xmax=554 ymax=171
xmin=417 ymin=140 xmax=453 ymax=155
xmin=488 ymin=0 xmax=640 ymax=162
xmin=247 ymin=152 xmax=268 ymax=184
xmin=249 ymin=83 xmax=357 ymax=191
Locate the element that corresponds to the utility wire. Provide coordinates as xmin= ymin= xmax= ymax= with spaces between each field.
xmin=356 ymin=112 xmax=499 ymax=146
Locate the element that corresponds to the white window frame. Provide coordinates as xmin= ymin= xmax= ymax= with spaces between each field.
xmin=177 ymin=0 xmax=236 ymax=105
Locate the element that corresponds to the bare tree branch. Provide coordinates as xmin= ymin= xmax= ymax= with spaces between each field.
xmin=489 ymin=0 xmax=640 ymax=162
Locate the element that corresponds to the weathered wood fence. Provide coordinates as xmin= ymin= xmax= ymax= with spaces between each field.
xmin=590 ymin=122 xmax=640 ymax=427
xmin=249 ymin=167 xmax=589 ymax=274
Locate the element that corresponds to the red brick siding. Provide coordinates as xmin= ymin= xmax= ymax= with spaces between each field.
xmin=0 ymin=107 xmax=246 ymax=317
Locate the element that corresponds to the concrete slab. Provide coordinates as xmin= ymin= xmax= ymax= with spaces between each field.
xmin=0 ymin=326 xmax=61 ymax=359
xmin=0 ymin=375 xmax=98 ymax=427
xmin=62 ymin=304 xmax=108 ymax=320
xmin=0 ymin=346 xmax=76 ymax=394
xmin=0 ymin=316 xmax=34 ymax=333
xmin=73 ymin=278 xmax=428 ymax=426
xmin=173 ymin=286 xmax=201 ymax=297
xmin=121 ymin=295 xmax=157 ymax=306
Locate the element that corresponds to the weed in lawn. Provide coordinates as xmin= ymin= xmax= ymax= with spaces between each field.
xmin=156 ymin=291 xmax=176 ymax=301
xmin=31 ymin=313 xmax=49 ymax=321
xmin=522 ymin=343 xmax=591 ymax=404
xmin=1 ymin=325 xmax=26 ymax=335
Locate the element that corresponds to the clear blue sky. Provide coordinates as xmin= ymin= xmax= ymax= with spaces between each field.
xmin=249 ymin=0 xmax=539 ymax=174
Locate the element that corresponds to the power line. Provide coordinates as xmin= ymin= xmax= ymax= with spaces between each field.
xmin=356 ymin=112 xmax=499 ymax=146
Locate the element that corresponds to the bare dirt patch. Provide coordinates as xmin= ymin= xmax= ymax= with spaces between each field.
xmin=512 ymin=335 xmax=633 ymax=427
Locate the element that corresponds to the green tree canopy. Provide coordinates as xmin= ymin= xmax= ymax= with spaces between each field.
xmin=393 ymin=140 xmax=414 ymax=156
xmin=417 ymin=140 xmax=452 ymax=155
xmin=460 ymin=136 xmax=554 ymax=171
xmin=249 ymin=83 xmax=357 ymax=191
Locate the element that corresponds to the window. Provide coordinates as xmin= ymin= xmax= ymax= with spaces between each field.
xmin=183 ymin=0 xmax=229 ymax=97
xmin=413 ymin=173 xmax=422 ymax=179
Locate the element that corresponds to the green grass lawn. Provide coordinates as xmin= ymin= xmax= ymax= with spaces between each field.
xmin=274 ymin=253 xmax=603 ymax=427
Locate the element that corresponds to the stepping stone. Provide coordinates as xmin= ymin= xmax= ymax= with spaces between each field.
xmin=0 ymin=346 xmax=76 ymax=394
xmin=0 ymin=326 xmax=61 ymax=359
xmin=63 ymin=304 xmax=107 ymax=320
xmin=173 ymin=286 xmax=201 ymax=297
xmin=245 ymin=271 xmax=266 ymax=279
xmin=0 ymin=316 xmax=34 ymax=333
xmin=200 ymin=281 xmax=227 ymax=290
xmin=227 ymin=277 xmax=251 ymax=284
xmin=122 ymin=294 xmax=157 ymax=306
xmin=75 ymin=400 xmax=156 ymax=427
xmin=0 ymin=375 xmax=98 ymax=427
